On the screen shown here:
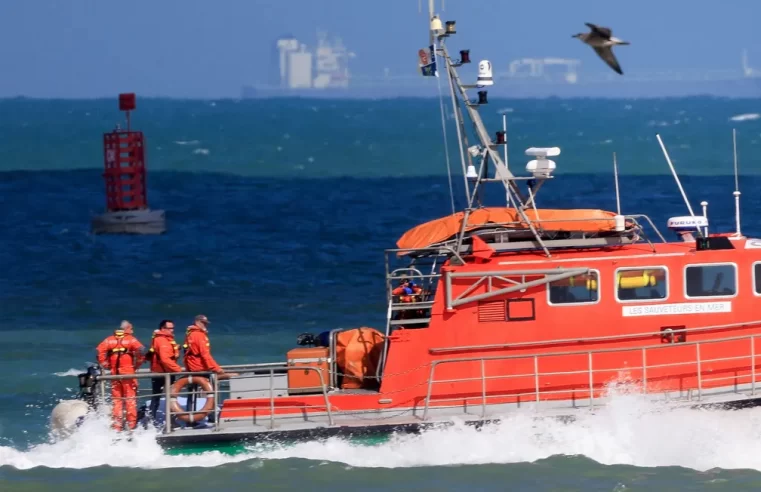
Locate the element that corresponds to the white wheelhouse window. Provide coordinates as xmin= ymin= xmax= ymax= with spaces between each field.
xmin=547 ymin=270 xmax=600 ymax=306
xmin=684 ymin=263 xmax=737 ymax=299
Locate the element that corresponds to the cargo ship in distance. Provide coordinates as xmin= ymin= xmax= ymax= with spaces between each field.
xmin=242 ymin=30 xmax=761 ymax=99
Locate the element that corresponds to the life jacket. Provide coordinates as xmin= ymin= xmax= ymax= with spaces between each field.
xmin=393 ymin=283 xmax=423 ymax=303
xmin=105 ymin=331 xmax=139 ymax=371
xmin=182 ymin=325 xmax=208 ymax=354
xmin=145 ymin=330 xmax=160 ymax=363
xmin=183 ymin=325 xmax=222 ymax=373
xmin=148 ymin=330 xmax=180 ymax=371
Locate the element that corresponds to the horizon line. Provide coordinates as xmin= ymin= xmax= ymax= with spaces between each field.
xmin=0 ymin=94 xmax=757 ymax=102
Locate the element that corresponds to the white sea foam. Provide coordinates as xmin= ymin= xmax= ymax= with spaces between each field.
xmin=257 ymin=390 xmax=761 ymax=471
xmin=730 ymin=113 xmax=760 ymax=122
xmin=52 ymin=369 xmax=82 ymax=377
xmin=4 ymin=388 xmax=761 ymax=471
xmin=0 ymin=410 xmax=250 ymax=470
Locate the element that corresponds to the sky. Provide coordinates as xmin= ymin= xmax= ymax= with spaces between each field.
xmin=1 ymin=0 xmax=760 ymax=98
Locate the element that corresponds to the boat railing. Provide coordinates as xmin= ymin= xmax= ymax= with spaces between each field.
xmin=421 ymin=329 xmax=761 ymax=420
xmin=384 ymin=246 xmax=465 ymax=263
xmin=626 ymin=214 xmax=667 ymax=243
xmin=96 ymin=363 xmax=334 ymax=434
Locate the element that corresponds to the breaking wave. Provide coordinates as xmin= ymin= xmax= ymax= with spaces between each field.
xmin=4 ymin=387 xmax=761 ymax=472
xmin=729 ymin=113 xmax=760 ymax=122
xmin=52 ymin=369 xmax=83 ymax=377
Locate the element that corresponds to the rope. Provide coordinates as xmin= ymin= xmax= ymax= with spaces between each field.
xmin=436 ymin=65 xmax=457 ymax=216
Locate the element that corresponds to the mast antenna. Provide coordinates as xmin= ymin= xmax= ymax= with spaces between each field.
xmin=733 ymin=128 xmax=742 ymax=236
xmin=420 ymin=0 xmax=444 ymax=14
xmin=656 ymin=133 xmax=695 ymax=217
xmin=421 ymin=0 xmax=553 ymax=257
xmin=503 ymin=113 xmax=513 ymax=208
xmin=613 ymin=151 xmax=621 ymax=215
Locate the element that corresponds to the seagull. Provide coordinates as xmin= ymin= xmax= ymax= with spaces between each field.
xmin=572 ymin=23 xmax=630 ymax=75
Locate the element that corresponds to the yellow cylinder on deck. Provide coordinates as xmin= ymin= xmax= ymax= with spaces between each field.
xmin=617 ymin=271 xmax=657 ymax=289
xmin=568 ymin=276 xmax=597 ymax=290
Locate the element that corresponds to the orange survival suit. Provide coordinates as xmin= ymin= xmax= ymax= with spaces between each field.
xmin=392 ymin=279 xmax=423 ymax=303
xmin=149 ymin=330 xmax=183 ymax=373
xmin=96 ymin=328 xmax=145 ymax=431
xmin=183 ymin=324 xmax=223 ymax=374
xmin=147 ymin=328 xmax=183 ymax=421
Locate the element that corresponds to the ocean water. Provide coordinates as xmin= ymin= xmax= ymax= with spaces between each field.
xmin=3 ymin=97 xmax=761 ymax=490
xmin=2 ymin=96 xmax=761 ymax=177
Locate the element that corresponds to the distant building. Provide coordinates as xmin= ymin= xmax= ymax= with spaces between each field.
xmin=506 ymin=58 xmax=581 ymax=84
xmin=312 ymin=31 xmax=352 ymax=89
xmin=270 ymin=34 xmax=295 ymax=86
xmin=242 ymin=43 xmax=761 ymax=99
xmin=267 ymin=31 xmax=354 ymax=91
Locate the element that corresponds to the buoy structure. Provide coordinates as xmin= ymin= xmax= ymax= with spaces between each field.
xmin=91 ymin=93 xmax=166 ymax=235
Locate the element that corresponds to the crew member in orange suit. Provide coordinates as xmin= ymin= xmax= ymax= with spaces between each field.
xmin=96 ymin=320 xmax=145 ymax=431
xmin=147 ymin=319 xmax=183 ymax=423
xmin=183 ymin=315 xmax=236 ymax=420
xmin=392 ymin=278 xmax=422 ymax=303
xmin=183 ymin=315 xmax=235 ymax=378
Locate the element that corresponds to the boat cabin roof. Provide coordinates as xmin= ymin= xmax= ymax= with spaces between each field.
xmin=451 ymin=234 xmax=748 ymax=268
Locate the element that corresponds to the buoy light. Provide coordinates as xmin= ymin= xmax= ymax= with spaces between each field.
xmin=118 ymin=93 xmax=136 ymax=112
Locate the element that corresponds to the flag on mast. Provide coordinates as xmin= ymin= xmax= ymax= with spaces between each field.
xmin=419 ymin=43 xmax=438 ymax=77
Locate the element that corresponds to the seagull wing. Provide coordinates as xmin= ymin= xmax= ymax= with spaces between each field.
xmin=585 ymin=22 xmax=612 ymax=39
xmin=593 ymin=46 xmax=623 ymax=75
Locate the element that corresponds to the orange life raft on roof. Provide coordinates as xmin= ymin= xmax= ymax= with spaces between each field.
xmin=396 ymin=207 xmax=621 ymax=251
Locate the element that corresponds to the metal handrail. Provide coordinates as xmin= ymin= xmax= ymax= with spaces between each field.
xmin=422 ymin=332 xmax=759 ymax=420
xmin=96 ymin=365 xmax=334 ymax=433
xmin=626 ymin=214 xmax=667 ymax=243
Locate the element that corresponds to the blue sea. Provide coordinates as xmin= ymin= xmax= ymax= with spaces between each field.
xmin=3 ymin=96 xmax=761 ymax=490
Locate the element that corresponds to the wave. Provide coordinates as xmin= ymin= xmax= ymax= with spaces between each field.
xmin=729 ymin=113 xmax=760 ymax=122
xmin=256 ymin=390 xmax=761 ymax=470
xmin=53 ymin=369 xmax=83 ymax=377
xmin=4 ymin=388 xmax=761 ymax=472
xmin=0 ymin=410 xmax=249 ymax=470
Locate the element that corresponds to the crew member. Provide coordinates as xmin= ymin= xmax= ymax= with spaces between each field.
xmin=96 ymin=320 xmax=145 ymax=431
xmin=183 ymin=315 xmax=236 ymax=420
xmin=183 ymin=315 xmax=231 ymax=377
xmin=147 ymin=319 xmax=183 ymax=423
xmin=392 ymin=278 xmax=422 ymax=303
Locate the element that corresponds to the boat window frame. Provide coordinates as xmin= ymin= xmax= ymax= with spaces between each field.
xmin=546 ymin=268 xmax=601 ymax=307
xmin=683 ymin=262 xmax=739 ymax=300
xmin=614 ymin=265 xmax=670 ymax=304
xmin=752 ymin=261 xmax=761 ymax=297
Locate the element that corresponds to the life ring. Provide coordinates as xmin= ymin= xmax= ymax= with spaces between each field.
xmin=169 ymin=376 xmax=215 ymax=423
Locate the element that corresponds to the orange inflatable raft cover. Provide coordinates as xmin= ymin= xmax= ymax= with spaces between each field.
xmin=396 ymin=207 xmax=620 ymax=251
xmin=335 ymin=327 xmax=385 ymax=390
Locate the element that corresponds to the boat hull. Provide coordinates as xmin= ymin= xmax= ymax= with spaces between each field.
xmin=154 ymin=381 xmax=761 ymax=448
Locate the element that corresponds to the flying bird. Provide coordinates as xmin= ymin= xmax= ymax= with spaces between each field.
xmin=572 ymin=23 xmax=630 ymax=75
